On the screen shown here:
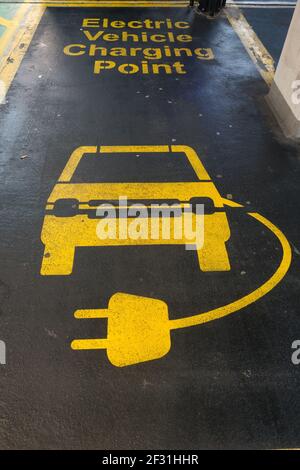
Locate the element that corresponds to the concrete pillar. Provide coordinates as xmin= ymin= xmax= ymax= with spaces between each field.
xmin=268 ymin=0 xmax=300 ymax=139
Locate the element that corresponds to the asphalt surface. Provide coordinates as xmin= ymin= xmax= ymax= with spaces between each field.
xmin=0 ymin=6 xmax=300 ymax=449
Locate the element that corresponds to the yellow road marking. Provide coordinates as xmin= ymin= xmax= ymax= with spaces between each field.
xmin=0 ymin=4 xmax=28 ymax=55
xmin=46 ymin=203 xmax=190 ymax=209
xmin=0 ymin=0 xmax=277 ymax=102
xmin=41 ymin=145 xmax=230 ymax=275
xmin=0 ymin=17 xmax=13 ymax=28
xmin=75 ymin=309 xmax=108 ymax=318
xmin=72 ymin=338 xmax=109 ymax=349
xmin=70 ymin=203 xmax=291 ymax=367
xmin=47 ymin=182 xmax=222 ymax=202
xmin=58 ymin=146 xmax=97 ymax=182
xmin=225 ymin=5 xmax=275 ymax=86
xmin=100 ymin=145 xmax=169 ymax=153
xmin=0 ymin=4 xmax=45 ymax=103
xmin=45 ymin=1 xmax=189 ymax=6
xmin=58 ymin=145 xmax=211 ymax=184
xmin=72 ymin=293 xmax=171 ymax=367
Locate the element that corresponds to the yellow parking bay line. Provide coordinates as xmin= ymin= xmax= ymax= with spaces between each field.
xmin=0 ymin=4 xmax=29 ymax=55
xmin=0 ymin=4 xmax=45 ymax=103
xmin=45 ymin=1 xmax=188 ymax=6
xmin=226 ymin=6 xmax=275 ymax=86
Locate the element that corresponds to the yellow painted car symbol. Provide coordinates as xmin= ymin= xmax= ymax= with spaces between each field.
xmin=40 ymin=145 xmax=231 ymax=275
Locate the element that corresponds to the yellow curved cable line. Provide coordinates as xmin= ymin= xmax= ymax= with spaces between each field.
xmin=170 ymin=201 xmax=292 ymax=330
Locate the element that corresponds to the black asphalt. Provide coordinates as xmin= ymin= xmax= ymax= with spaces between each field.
xmin=0 ymin=7 xmax=300 ymax=449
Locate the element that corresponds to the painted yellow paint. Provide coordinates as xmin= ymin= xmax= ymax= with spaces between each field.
xmin=76 ymin=202 xmax=191 ymax=210
xmin=0 ymin=0 xmax=286 ymax=369
xmin=0 ymin=4 xmax=45 ymax=103
xmin=0 ymin=0 xmax=192 ymax=99
xmin=44 ymin=2 xmax=189 ymax=7
xmin=72 ymin=293 xmax=171 ymax=367
xmin=48 ymin=182 xmax=223 ymax=202
xmin=225 ymin=6 xmax=275 ymax=86
xmin=170 ymin=201 xmax=292 ymax=329
xmin=0 ymin=0 xmax=277 ymax=103
xmin=58 ymin=146 xmax=97 ymax=182
xmin=100 ymin=145 xmax=170 ymax=154
xmin=72 ymin=338 xmax=109 ymax=349
xmin=0 ymin=4 xmax=29 ymax=55
xmin=40 ymin=145 xmax=231 ymax=275
xmin=0 ymin=17 xmax=13 ymax=28
xmin=71 ymin=202 xmax=291 ymax=367
xmin=41 ymin=210 xmax=230 ymax=274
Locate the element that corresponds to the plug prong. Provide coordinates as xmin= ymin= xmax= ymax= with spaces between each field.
xmin=71 ymin=339 xmax=108 ymax=350
xmin=74 ymin=309 xmax=109 ymax=319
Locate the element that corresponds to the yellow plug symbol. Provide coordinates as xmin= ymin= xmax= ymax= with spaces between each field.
xmin=71 ymin=293 xmax=171 ymax=367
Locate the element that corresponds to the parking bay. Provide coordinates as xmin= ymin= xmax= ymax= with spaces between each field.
xmin=0 ymin=5 xmax=299 ymax=449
